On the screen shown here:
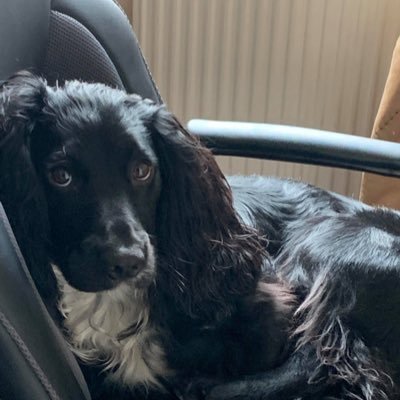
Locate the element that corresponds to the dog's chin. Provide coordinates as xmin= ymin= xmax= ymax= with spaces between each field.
xmin=65 ymin=276 xmax=118 ymax=293
xmin=58 ymin=265 xmax=156 ymax=294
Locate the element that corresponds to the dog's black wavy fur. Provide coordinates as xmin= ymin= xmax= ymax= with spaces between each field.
xmin=216 ymin=178 xmax=400 ymax=400
xmin=0 ymin=72 xmax=293 ymax=400
xmin=1 ymin=71 xmax=400 ymax=400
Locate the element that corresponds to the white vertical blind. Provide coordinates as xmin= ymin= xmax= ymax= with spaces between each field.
xmin=121 ymin=0 xmax=400 ymax=196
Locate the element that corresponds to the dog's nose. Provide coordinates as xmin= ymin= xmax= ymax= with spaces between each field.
xmin=107 ymin=247 xmax=146 ymax=280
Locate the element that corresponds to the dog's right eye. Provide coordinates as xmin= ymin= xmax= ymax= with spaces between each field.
xmin=48 ymin=167 xmax=72 ymax=187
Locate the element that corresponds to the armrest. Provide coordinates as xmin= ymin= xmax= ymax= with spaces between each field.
xmin=188 ymin=119 xmax=400 ymax=178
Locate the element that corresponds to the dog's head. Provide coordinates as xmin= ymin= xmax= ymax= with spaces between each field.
xmin=0 ymin=72 xmax=265 ymax=320
xmin=1 ymin=72 xmax=163 ymax=292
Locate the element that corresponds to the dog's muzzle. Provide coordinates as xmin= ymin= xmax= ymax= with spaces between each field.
xmin=61 ymin=229 xmax=156 ymax=292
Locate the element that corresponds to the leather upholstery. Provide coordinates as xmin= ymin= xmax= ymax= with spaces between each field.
xmin=42 ymin=10 xmax=125 ymax=88
xmin=0 ymin=0 xmax=161 ymax=102
xmin=360 ymin=37 xmax=400 ymax=208
xmin=0 ymin=204 xmax=91 ymax=400
xmin=50 ymin=0 xmax=161 ymax=101
xmin=0 ymin=0 xmax=50 ymax=78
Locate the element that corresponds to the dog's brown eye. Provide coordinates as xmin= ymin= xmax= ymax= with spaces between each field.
xmin=48 ymin=167 xmax=72 ymax=187
xmin=131 ymin=161 xmax=153 ymax=182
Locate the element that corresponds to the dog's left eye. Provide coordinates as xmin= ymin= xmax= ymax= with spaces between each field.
xmin=48 ymin=167 xmax=72 ymax=187
xmin=131 ymin=161 xmax=153 ymax=183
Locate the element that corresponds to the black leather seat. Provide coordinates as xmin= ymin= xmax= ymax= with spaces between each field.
xmin=0 ymin=204 xmax=90 ymax=400
xmin=0 ymin=0 xmax=162 ymax=399
xmin=1 ymin=0 xmax=161 ymax=100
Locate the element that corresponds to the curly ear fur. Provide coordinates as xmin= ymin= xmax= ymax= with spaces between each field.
xmin=150 ymin=108 xmax=268 ymax=321
xmin=0 ymin=71 xmax=57 ymax=309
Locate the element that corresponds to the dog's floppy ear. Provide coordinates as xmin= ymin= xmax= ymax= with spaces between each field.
xmin=0 ymin=71 xmax=47 ymax=137
xmin=150 ymin=107 xmax=267 ymax=321
xmin=0 ymin=71 xmax=57 ymax=310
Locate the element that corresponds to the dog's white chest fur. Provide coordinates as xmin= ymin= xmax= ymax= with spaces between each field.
xmin=55 ymin=269 xmax=169 ymax=388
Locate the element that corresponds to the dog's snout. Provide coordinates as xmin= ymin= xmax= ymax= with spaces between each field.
xmin=107 ymin=217 xmax=146 ymax=247
xmin=107 ymin=247 xmax=146 ymax=280
xmin=80 ymin=213 xmax=151 ymax=286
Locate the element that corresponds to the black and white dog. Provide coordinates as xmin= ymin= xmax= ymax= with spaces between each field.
xmin=0 ymin=71 xmax=399 ymax=400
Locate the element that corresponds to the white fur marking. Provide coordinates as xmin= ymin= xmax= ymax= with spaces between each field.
xmin=54 ymin=267 xmax=170 ymax=389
